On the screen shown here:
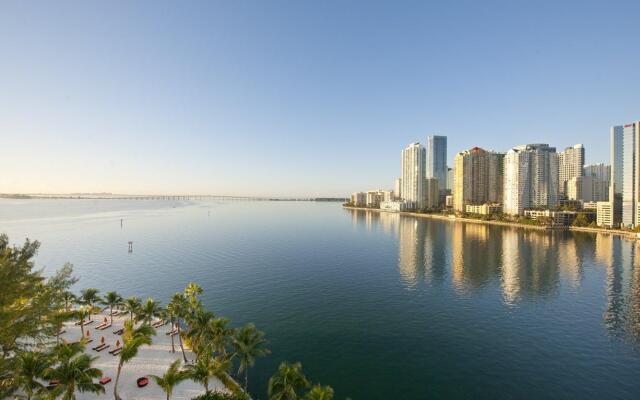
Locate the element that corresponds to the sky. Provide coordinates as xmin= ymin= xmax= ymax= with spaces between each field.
xmin=1 ymin=0 xmax=639 ymax=197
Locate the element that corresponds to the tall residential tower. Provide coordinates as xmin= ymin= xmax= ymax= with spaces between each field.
xmin=453 ymin=147 xmax=504 ymax=212
xmin=558 ymin=144 xmax=585 ymax=197
xmin=610 ymin=122 xmax=640 ymax=228
xmin=503 ymin=144 xmax=559 ymax=215
xmin=426 ymin=135 xmax=447 ymax=192
xmin=401 ymin=142 xmax=427 ymax=210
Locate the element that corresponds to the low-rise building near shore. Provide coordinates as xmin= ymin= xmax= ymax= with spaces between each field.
xmin=465 ymin=203 xmax=502 ymax=215
xmin=380 ymin=200 xmax=406 ymax=212
xmin=524 ymin=209 xmax=595 ymax=226
xmin=597 ymin=201 xmax=613 ymax=227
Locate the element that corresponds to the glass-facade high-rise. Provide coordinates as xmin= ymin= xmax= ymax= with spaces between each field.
xmin=426 ymin=135 xmax=447 ymax=191
xmin=610 ymin=122 xmax=640 ymax=228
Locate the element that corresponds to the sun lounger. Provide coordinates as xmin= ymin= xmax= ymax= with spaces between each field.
xmin=75 ymin=319 xmax=95 ymax=326
xmin=109 ymin=346 xmax=123 ymax=355
xmin=99 ymin=376 xmax=112 ymax=385
xmin=166 ymin=329 xmax=178 ymax=336
xmin=57 ymin=330 xmax=66 ymax=335
xmin=96 ymin=344 xmax=110 ymax=352
xmin=92 ymin=343 xmax=109 ymax=351
xmin=113 ymin=328 xmax=124 ymax=335
xmin=151 ymin=319 xmax=165 ymax=328
xmin=97 ymin=323 xmax=112 ymax=331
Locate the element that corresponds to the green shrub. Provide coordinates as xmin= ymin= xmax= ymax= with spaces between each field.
xmin=192 ymin=391 xmax=250 ymax=400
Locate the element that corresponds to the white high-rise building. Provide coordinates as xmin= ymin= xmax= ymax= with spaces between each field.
xmin=401 ymin=142 xmax=426 ymax=210
xmin=558 ymin=144 xmax=584 ymax=197
xmin=503 ymin=144 xmax=559 ymax=215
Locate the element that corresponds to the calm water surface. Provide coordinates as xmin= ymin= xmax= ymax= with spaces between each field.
xmin=2 ymin=199 xmax=640 ymax=399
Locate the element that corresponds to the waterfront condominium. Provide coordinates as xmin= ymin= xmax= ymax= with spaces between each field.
xmin=610 ymin=122 xmax=640 ymax=228
xmin=453 ymin=147 xmax=504 ymax=212
xmin=401 ymin=142 xmax=426 ymax=210
xmin=503 ymin=144 xmax=559 ymax=215
xmin=558 ymin=144 xmax=585 ymax=198
xmin=426 ymin=135 xmax=447 ymax=192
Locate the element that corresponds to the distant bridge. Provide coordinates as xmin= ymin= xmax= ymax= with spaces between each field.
xmin=2 ymin=194 xmax=347 ymax=202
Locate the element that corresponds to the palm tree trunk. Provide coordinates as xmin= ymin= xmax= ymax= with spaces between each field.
xmin=80 ymin=321 xmax=85 ymax=338
xmin=205 ymin=378 xmax=209 ymax=393
xmin=110 ymin=305 xmax=114 ymax=324
xmin=177 ymin=325 xmax=187 ymax=362
xmin=114 ymin=362 xmax=123 ymax=400
xmin=245 ymin=368 xmax=249 ymax=391
xmin=170 ymin=327 xmax=175 ymax=353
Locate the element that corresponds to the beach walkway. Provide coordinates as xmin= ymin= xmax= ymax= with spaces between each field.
xmin=60 ymin=312 xmax=227 ymax=400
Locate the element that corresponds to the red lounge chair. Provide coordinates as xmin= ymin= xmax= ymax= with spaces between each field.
xmin=137 ymin=377 xmax=149 ymax=387
xmin=97 ymin=323 xmax=112 ymax=331
xmin=99 ymin=376 xmax=112 ymax=385
xmin=49 ymin=379 xmax=60 ymax=386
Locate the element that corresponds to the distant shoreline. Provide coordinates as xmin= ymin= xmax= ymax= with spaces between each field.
xmin=0 ymin=194 xmax=347 ymax=202
xmin=343 ymin=205 xmax=638 ymax=239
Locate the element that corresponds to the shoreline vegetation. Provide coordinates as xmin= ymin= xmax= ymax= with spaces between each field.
xmin=0 ymin=234 xmax=347 ymax=400
xmin=343 ymin=205 xmax=639 ymax=239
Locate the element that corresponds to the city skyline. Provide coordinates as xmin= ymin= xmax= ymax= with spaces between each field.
xmin=2 ymin=1 xmax=640 ymax=196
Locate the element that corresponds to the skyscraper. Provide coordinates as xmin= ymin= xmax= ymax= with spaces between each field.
xmin=558 ymin=144 xmax=585 ymax=197
xmin=394 ymin=178 xmax=402 ymax=200
xmin=503 ymin=144 xmax=559 ymax=215
xmin=610 ymin=122 xmax=640 ymax=228
xmin=584 ymin=163 xmax=611 ymax=181
xmin=453 ymin=147 xmax=504 ymax=212
xmin=426 ymin=135 xmax=447 ymax=191
xmin=401 ymin=142 xmax=426 ymax=210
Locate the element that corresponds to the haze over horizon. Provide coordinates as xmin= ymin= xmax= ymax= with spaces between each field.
xmin=1 ymin=0 xmax=639 ymax=197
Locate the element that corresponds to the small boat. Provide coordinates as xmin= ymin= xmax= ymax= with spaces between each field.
xmin=137 ymin=377 xmax=149 ymax=387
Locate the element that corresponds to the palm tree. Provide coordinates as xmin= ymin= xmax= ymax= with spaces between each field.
xmin=79 ymin=288 xmax=101 ymax=321
xmin=232 ymin=323 xmax=270 ymax=390
xmin=304 ymin=385 xmax=334 ymax=400
xmin=45 ymin=343 xmax=104 ymax=400
xmin=167 ymin=293 xmax=189 ymax=362
xmin=102 ymin=291 xmax=123 ymax=324
xmin=186 ymin=310 xmax=215 ymax=357
xmin=149 ymin=359 xmax=188 ymax=400
xmin=268 ymin=362 xmax=310 ymax=400
xmin=184 ymin=283 xmax=203 ymax=320
xmin=164 ymin=305 xmax=178 ymax=353
xmin=210 ymin=317 xmax=232 ymax=356
xmin=185 ymin=353 xmax=232 ymax=393
xmin=113 ymin=320 xmax=155 ymax=400
xmin=14 ymin=351 xmax=49 ymax=400
xmin=74 ymin=307 xmax=90 ymax=338
xmin=61 ymin=291 xmax=76 ymax=312
xmin=137 ymin=298 xmax=162 ymax=326
xmin=122 ymin=296 xmax=142 ymax=322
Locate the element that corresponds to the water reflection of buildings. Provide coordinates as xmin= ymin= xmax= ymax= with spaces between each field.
xmin=347 ymin=209 xmax=640 ymax=340
xmin=600 ymin=235 xmax=640 ymax=340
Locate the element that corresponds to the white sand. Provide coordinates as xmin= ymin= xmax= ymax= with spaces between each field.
xmin=60 ymin=312 xmax=227 ymax=400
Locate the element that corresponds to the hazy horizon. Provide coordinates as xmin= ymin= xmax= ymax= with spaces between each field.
xmin=2 ymin=1 xmax=639 ymax=197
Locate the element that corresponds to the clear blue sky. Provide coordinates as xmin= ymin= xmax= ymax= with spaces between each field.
xmin=1 ymin=1 xmax=638 ymax=196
